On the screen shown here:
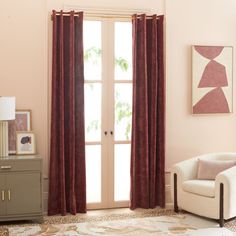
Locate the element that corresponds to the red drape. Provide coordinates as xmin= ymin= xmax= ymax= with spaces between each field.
xmin=48 ymin=10 xmax=86 ymax=215
xmin=130 ymin=14 xmax=165 ymax=209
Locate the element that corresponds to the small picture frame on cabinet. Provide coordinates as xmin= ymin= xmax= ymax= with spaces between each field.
xmin=16 ymin=131 xmax=36 ymax=155
xmin=8 ymin=110 xmax=32 ymax=154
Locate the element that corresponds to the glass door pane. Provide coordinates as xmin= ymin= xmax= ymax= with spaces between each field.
xmin=114 ymin=84 xmax=132 ymax=141
xmin=86 ymin=145 xmax=101 ymax=203
xmin=84 ymin=83 xmax=101 ymax=142
xmin=114 ymin=144 xmax=131 ymax=201
xmin=84 ymin=21 xmax=102 ymax=81
xmin=115 ymin=22 xmax=132 ymax=80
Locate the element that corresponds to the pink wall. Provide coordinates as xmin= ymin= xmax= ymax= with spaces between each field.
xmin=165 ymin=0 xmax=236 ymax=171
xmin=2 ymin=0 xmax=236 ymax=206
xmin=0 ymin=1 xmax=48 ymax=173
xmin=47 ymin=0 xmax=165 ymax=12
xmin=0 ymin=0 xmax=165 ymax=208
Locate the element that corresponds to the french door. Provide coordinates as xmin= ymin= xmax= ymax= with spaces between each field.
xmin=83 ymin=19 xmax=132 ymax=209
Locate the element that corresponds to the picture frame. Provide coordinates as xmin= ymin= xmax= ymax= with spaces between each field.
xmin=8 ymin=110 xmax=32 ymax=154
xmin=192 ymin=45 xmax=233 ymax=114
xmin=16 ymin=131 xmax=36 ymax=155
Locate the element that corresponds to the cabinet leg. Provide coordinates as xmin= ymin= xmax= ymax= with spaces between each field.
xmin=35 ymin=216 xmax=44 ymax=224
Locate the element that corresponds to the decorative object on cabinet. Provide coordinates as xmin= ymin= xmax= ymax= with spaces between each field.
xmin=8 ymin=110 xmax=31 ymax=154
xmin=0 ymin=97 xmax=16 ymax=157
xmin=0 ymin=155 xmax=43 ymax=223
xmin=192 ymin=45 xmax=233 ymax=114
xmin=16 ymin=131 xmax=36 ymax=155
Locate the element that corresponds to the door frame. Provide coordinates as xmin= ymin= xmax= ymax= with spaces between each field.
xmin=85 ymin=17 xmax=132 ymax=210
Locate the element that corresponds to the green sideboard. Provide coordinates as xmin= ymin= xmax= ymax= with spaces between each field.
xmin=0 ymin=155 xmax=43 ymax=222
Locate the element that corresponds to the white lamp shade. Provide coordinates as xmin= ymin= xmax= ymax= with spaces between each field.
xmin=0 ymin=97 xmax=15 ymax=121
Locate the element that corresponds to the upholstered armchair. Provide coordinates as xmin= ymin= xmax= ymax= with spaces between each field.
xmin=171 ymin=153 xmax=236 ymax=227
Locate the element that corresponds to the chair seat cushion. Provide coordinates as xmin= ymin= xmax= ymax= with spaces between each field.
xmin=182 ymin=180 xmax=215 ymax=197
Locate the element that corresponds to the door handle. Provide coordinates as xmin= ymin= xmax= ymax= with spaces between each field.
xmin=1 ymin=190 xmax=4 ymax=201
xmin=1 ymin=166 xmax=12 ymax=170
xmin=8 ymin=190 xmax=10 ymax=201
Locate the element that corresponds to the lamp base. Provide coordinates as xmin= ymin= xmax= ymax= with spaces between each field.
xmin=0 ymin=121 xmax=9 ymax=157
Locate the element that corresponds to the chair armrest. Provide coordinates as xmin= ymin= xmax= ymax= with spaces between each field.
xmin=215 ymin=166 xmax=236 ymax=218
xmin=171 ymin=158 xmax=198 ymax=182
xmin=215 ymin=166 xmax=236 ymax=188
xmin=170 ymin=158 xmax=198 ymax=201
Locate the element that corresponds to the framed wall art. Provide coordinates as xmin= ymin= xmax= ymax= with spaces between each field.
xmin=192 ymin=45 xmax=233 ymax=114
xmin=8 ymin=110 xmax=31 ymax=154
xmin=16 ymin=131 xmax=36 ymax=155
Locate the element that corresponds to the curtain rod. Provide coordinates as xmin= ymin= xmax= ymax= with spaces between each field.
xmin=51 ymin=11 xmax=162 ymax=20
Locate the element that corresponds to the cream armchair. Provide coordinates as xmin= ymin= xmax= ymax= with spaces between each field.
xmin=171 ymin=153 xmax=236 ymax=227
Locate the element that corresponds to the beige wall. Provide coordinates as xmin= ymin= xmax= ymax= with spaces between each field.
xmin=2 ymin=0 xmax=236 ymax=208
xmin=0 ymin=0 xmax=48 ymax=173
xmin=0 ymin=0 xmax=164 ymax=178
xmin=0 ymin=0 xmax=165 ymax=210
xmin=165 ymin=0 xmax=236 ymax=171
xmin=47 ymin=0 xmax=165 ymax=13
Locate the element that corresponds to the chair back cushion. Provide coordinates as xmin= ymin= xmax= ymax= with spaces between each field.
xmin=197 ymin=159 xmax=236 ymax=180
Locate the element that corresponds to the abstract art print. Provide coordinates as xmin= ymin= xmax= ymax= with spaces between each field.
xmin=8 ymin=110 xmax=31 ymax=154
xmin=192 ymin=45 xmax=233 ymax=114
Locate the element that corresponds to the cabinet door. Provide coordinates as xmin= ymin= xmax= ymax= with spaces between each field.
xmin=0 ymin=174 xmax=6 ymax=215
xmin=6 ymin=172 xmax=41 ymax=215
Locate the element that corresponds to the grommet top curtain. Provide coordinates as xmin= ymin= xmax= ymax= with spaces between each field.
xmin=48 ymin=10 xmax=86 ymax=215
xmin=130 ymin=14 xmax=165 ymax=209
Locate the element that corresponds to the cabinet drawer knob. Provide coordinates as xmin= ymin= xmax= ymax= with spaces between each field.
xmin=0 ymin=166 xmax=12 ymax=170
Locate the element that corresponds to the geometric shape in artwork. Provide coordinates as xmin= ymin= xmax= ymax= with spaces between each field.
xmin=194 ymin=46 xmax=224 ymax=60
xmin=193 ymin=87 xmax=230 ymax=114
xmin=198 ymin=60 xmax=228 ymax=88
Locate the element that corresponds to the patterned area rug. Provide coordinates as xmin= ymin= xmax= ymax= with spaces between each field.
xmin=0 ymin=209 xmax=236 ymax=236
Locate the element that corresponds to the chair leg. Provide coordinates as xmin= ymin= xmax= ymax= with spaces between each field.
xmin=174 ymin=173 xmax=178 ymax=213
xmin=219 ymin=183 xmax=224 ymax=227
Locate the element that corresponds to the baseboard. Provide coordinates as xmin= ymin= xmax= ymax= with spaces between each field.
xmin=43 ymin=184 xmax=173 ymax=214
xmin=165 ymin=203 xmax=174 ymax=209
xmin=165 ymin=184 xmax=172 ymax=206
xmin=43 ymin=192 xmax=48 ymax=215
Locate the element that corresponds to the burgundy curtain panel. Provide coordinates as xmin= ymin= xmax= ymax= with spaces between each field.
xmin=130 ymin=14 xmax=165 ymax=209
xmin=48 ymin=11 xmax=86 ymax=215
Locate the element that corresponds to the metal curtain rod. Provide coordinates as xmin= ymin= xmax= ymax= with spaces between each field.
xmin=51 ymin=11 xmax=163 ymax=20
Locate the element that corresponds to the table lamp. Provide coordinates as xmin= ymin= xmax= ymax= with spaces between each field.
xmin=0 ymin=97 xmax=15 ymax=157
